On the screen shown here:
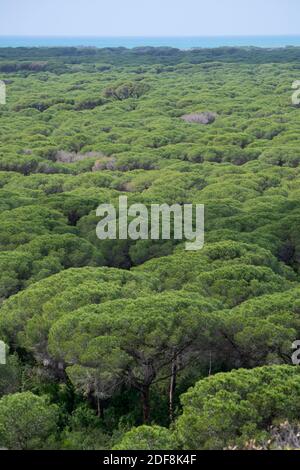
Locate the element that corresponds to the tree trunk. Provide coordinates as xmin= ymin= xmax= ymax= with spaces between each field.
xmin=141 ymin=386 xmax=150 ymax=423
xmin=169 ymin=354 xmax=177 ymax=422
xmin=208 ymin=350 xmax=212 ymax=376
xmin=96 ymin=396 xmax=104 ymax=419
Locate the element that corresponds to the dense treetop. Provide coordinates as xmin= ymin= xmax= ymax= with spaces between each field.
xmin=0 ymin=46 xmax=300 ymax=449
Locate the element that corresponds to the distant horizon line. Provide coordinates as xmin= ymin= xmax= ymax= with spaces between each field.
xmin=1 ymin=34 xmax=300 ymax=38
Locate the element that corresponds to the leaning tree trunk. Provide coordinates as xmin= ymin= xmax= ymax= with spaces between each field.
xmin=169 ymin=353 xmax=178 ymax=422
xmin=141 ymin=386 xmax=150 ymax=424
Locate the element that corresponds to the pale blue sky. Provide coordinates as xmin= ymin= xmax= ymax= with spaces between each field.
xmin=1 ymin=0 xmax=299 ymax=37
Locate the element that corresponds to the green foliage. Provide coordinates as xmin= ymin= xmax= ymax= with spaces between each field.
xmin=114 ymin=425 xmax=175 ymax=450
xmin=104 ymin=81 xmax=150 ymax=101
xmin=1 ymin=46 xmax=300 ymax=450
xmin=175 ymin=366 xmax=300 ymax=449
xmin=61 ymin=404 xmax=110 ymax=450
xmin=0 ymin=392 xmax=59 ymax=449
xmin=0 ymin=354 xmax=22 ymax=397
xmin=0 ymin=266 xmax=155 ymax=357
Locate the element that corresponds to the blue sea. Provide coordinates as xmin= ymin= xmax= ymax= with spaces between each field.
xmin=1 ymin=36 xmax=300 ymax=49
